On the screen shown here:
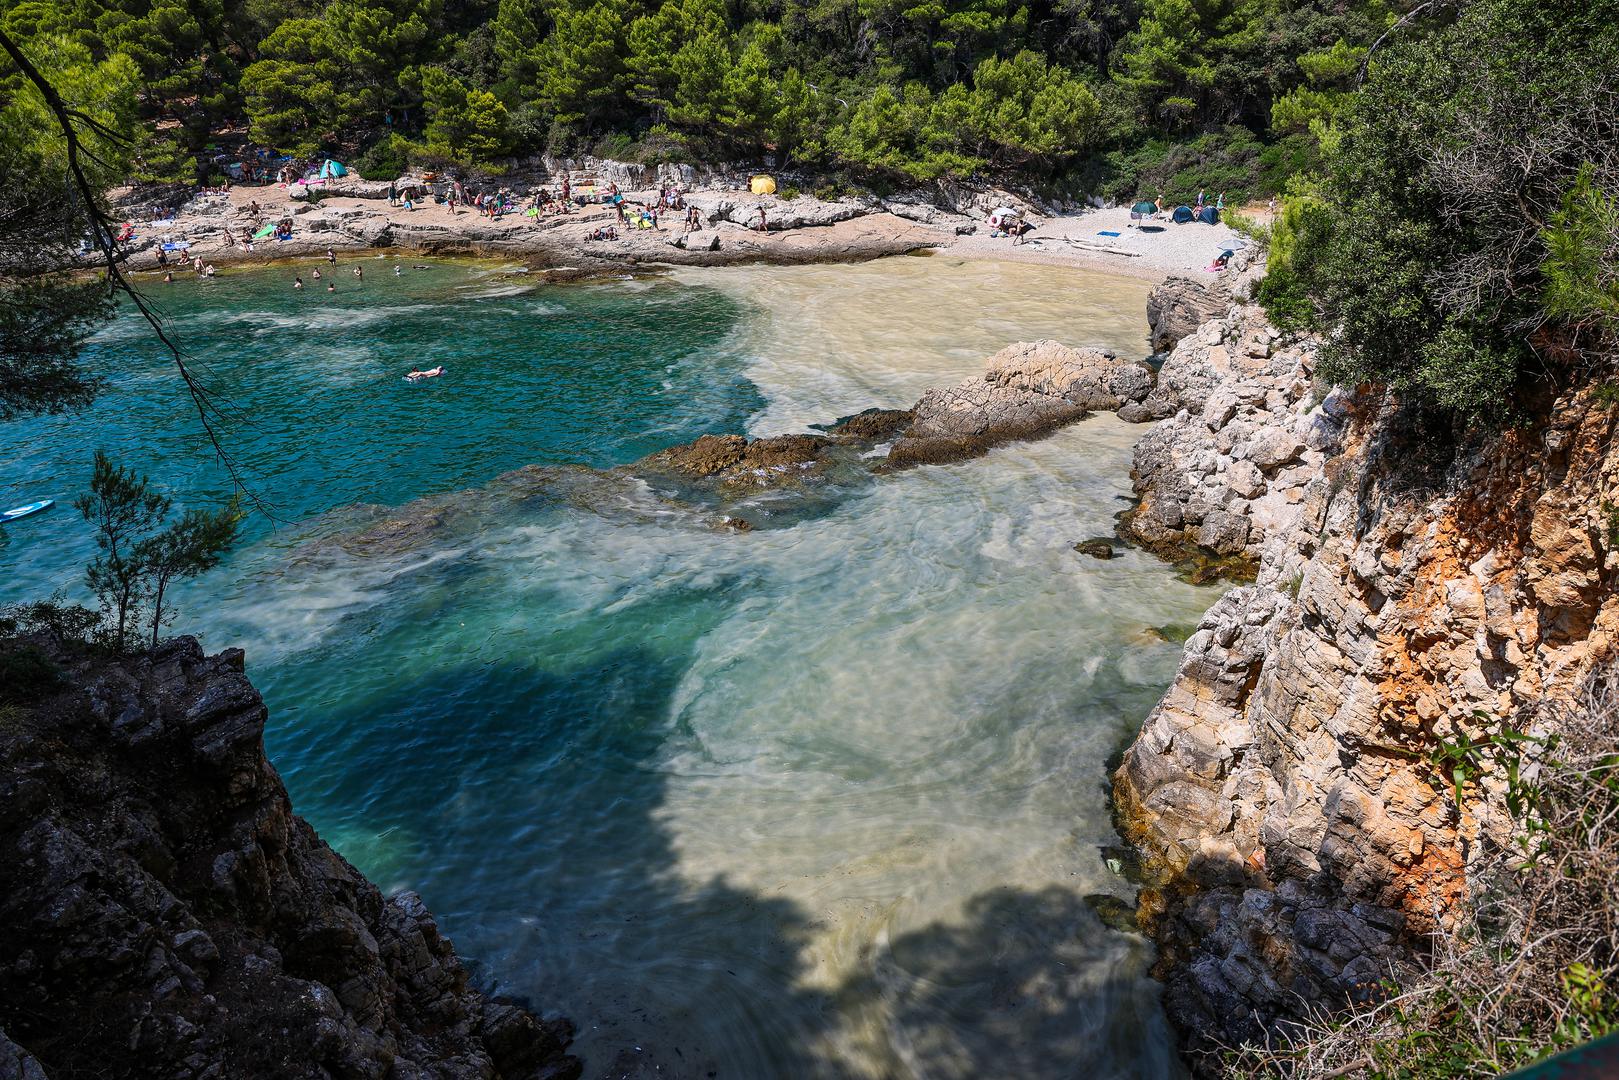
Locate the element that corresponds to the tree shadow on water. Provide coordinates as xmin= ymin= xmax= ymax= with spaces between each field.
xmin=276 ymin=644 xmax=1182 ymax=1080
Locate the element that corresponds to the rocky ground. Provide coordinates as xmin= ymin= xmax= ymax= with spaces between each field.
xmin=1112 ymin=286 xmax=1619 ymax=1068
xmin=0 ymin=635 xmax=581 ymax=1080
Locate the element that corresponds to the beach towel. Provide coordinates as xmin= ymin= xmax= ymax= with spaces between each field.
xmin=1098 ymin=230 xmax=1121 ymax=237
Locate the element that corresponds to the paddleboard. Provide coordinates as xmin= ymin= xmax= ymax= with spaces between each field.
xmin=1 ymin=499 xmax=54 ymax=523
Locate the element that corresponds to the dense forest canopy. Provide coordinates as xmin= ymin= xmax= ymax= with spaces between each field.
xmin=0 ymin=0 xmax=1400 ymax=194
xmin=1262 ymin=0 xmax=1619 ymax=425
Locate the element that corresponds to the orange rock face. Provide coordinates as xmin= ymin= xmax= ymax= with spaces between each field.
xmin=1114 ymin=303 xmax=1619 ymax=1060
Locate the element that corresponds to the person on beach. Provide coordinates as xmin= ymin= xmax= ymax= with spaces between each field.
xmin=755 ymin=206 xmax=768 ymax=232
xmin=1216 ymin=191 xmax=1226 ymax=212
xmin=294 ymin=276 xmax=304 ymax=289
xmin=388 ymin=181 xmax=398 ymax=207
xmin=1155 ymin=193 xmax=1164 ymax=214
xmin=1196 ymin=189 xmax=1205 ymax=210
xmin=448 ymin=189 xmax=458 ymax=214
xmin=561 ymin=176 xmax=571 ymax=204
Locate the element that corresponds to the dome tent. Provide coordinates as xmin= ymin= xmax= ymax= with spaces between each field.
xmin=1172 ymin=205 xmax=1195 ymax=224
xmin=318 ymin=159 xmax=348 ymax=179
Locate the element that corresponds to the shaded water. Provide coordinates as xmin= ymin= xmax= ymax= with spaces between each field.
xmin=1 ymin=254 xmax=1212 ymax=1078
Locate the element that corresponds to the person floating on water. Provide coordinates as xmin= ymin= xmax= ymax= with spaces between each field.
xmin=405 ymin=366 xmax=444 ymax=380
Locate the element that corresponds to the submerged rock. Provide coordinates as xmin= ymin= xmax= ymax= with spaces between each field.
xmin=0 ymin=634 xmax=580 ymax=1080
xmin=636 ymin=432 xmax=835 ymax=491
xmin=825 ymin=408 xmax=913 ymax=442
xmin=888 ymin=340 xmax=1155 ymax=468
xmin=1073 ymin=538 xmax=1116 ymax=560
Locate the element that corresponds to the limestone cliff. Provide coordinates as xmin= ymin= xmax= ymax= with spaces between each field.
xmin=0 ymin=635 xmax=581 ymax=1080
xmin=1115 ymin=298 xmax=1619 ymax=1062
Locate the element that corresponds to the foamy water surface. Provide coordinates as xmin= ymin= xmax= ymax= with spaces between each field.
xmin=2 ymin=256 xmax=1210 ymax=1078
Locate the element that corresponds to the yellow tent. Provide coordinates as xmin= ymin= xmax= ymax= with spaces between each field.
xmin=749 ymin=174 xmax=777 ymax=195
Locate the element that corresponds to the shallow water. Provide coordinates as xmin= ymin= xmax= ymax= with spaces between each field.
xmin=1 ymin=255 xmax=1211 ymax=1079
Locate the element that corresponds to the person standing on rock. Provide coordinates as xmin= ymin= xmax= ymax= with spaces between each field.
xmin=388 ymin=181 xmax=397 ymax=207
xmin=755 ymin=205 xmax=767 ymax=232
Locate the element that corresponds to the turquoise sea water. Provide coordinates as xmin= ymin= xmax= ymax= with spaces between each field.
xmin=2 ymin=255 xmax=1214 ymax=1079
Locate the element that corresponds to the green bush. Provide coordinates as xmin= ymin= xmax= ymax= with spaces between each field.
xmin=355 ymin=134 xmax=413 ymax=181
xmin=1272 ymin=0 xmax=1619 ymax=426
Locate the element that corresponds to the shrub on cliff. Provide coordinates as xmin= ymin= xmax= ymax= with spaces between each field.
xmin=76 ymin=451 xmax=242 ymax=653
xmin=1260 ymin=0 xmax=1619 ymax=425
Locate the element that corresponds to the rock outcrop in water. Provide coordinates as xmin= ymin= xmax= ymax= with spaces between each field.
xmin=638 ymin=432 xmax=834 ymax=490
xmin=1144 ymin=275 xmax=1231 ymax=355
xmin=887 ymin=340 xmax=1155 ymax=467
xmin=0 ymin=634 xmax=581 ymax=1080
xmin=1113 ymin=297 xmax=1619 ymax=1065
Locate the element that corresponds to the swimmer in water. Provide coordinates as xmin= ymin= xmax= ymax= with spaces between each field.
xmin=163 ymin=272 xmax=173 ymax=283
xmin=293 ymin=276 xmax=304 ymax=289
xmin=394 ymin=265 xmax=403 ymax=276
xmin=326 ymin=281 xmax=335 ymax=292
xmin=405 ymin=366 xmax=445 ymax=380
xmin=353 ymin=266 xmax=363 ymax=279
xmin=312 ymin=268 xmax=321 ymax=280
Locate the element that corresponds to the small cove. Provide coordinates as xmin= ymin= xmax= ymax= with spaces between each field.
xmin=1 ymin=255 xmax=1217 ymax=1078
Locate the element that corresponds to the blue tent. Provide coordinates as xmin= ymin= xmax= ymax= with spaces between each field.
xmin=1198 ymin=206 xmax=1220 ymax=224
xmin=318 ymin=159 xmax=348 ymax=179
xmin=1172 ymin=205 xmax=1195 ymax=224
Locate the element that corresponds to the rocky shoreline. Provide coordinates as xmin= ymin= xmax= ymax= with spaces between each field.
xmin=107 ymin=160 xmax=1245 ymax=282
xmin=0 ymin=634 xmax=581 ymax=1080
xmin=1112 ymin=282 xmax=1619 ymax=1067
